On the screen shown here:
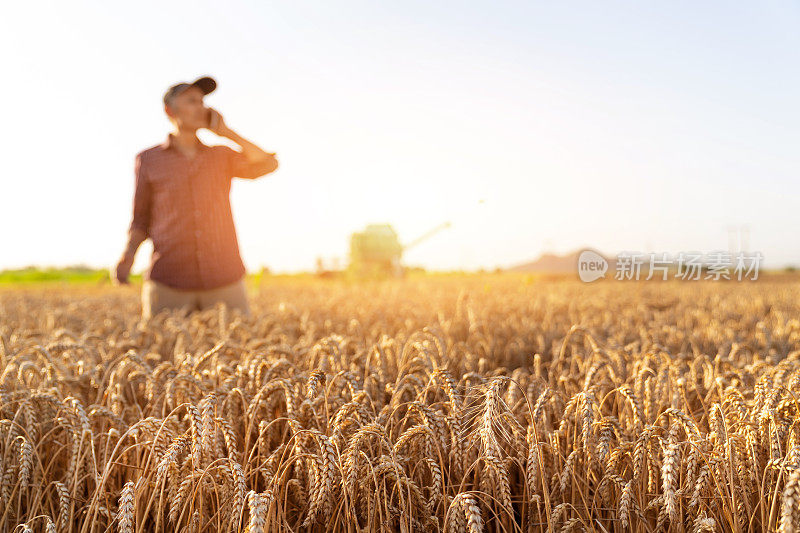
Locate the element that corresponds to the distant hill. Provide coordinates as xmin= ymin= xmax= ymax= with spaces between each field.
xmin=507 ymin=249 xmax=616 ymax=273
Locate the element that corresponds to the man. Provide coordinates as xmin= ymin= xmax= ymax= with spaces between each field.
xmin=113 ymin=76 xmax=278 ymax=319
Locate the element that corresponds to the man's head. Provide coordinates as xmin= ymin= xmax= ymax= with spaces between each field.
xmin=163 ymin=76 xmax=216 ymax=131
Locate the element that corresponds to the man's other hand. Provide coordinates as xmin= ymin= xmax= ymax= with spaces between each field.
xmin=113 ymin=255 xmax=133 ymax=285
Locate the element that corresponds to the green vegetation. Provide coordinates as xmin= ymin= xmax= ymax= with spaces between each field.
xmin=0 ymin=265 xmax=127 ymax=285
xmin=0 ymin=265 xmax=267 ymax=286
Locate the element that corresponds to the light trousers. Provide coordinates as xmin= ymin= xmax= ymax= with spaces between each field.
xmin=141 ymin=277 xmax=251 ymax=319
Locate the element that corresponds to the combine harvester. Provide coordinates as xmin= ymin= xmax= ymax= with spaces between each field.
xmin=316 ymin=199 xmax=486 ymax=279
xmin=346 ymin=221 xmax=452 ymax=278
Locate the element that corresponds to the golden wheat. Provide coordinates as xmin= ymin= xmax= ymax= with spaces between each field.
xmin=1 ymin=275 xmax=799 ymax=531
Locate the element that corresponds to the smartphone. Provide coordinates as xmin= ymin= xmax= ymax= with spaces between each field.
xmin=205 ymin=107 xmax=219 ymax=130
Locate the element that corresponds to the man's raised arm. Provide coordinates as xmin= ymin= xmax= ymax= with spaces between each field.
xmin=208 ymin=108 xmax=279 ymax=179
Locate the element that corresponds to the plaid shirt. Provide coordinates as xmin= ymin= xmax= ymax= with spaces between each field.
xmin=130 ymin=134 xmax=272 ymax=290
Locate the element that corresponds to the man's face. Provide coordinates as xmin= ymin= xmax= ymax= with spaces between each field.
xmin=165 ymin=86 xmax=206 ymax=131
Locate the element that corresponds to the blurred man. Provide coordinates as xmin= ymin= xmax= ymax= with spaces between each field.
xmin=113 ymin=76 xmax=278 ymax=319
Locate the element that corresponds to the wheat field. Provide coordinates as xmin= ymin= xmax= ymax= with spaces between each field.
xmin=1 ymin=274 xmax=799 ymax=532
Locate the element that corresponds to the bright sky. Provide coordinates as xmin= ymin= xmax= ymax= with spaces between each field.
xmin=2 ymin=1 xmax=799 ymax=273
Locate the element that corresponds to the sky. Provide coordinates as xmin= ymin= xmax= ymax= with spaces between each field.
xmin=1 ymin=1 xmax=799 ymax=273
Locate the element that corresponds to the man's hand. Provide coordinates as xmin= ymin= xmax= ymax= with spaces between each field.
xmin=113 ymin=254 xmax=134 ymax=286
xmin=115 ymin=227 xmax=147 ymax=286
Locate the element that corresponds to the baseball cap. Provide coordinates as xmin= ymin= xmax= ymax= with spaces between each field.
xmin=163 ymin=76 xmax=217 ymax=106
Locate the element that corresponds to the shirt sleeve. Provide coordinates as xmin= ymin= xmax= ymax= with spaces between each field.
xmin=223 ymin=145 xmax=274 ymax=179
xmin=129 ymin=153 xmax=151 ymax=237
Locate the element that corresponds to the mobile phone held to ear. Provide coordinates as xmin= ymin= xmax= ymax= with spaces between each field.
xmin=205 ymin=108 xmax=220 ymax=130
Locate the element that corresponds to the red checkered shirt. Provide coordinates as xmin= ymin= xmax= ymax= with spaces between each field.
xmin=129 ymin=134 xmax=268 ymax=290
